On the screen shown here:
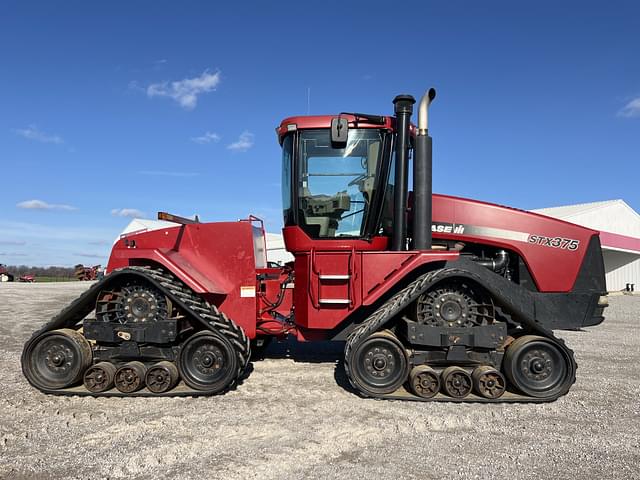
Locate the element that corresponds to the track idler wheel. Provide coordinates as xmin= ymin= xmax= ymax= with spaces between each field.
xmin=23 ymin=329 xmax=92 ymax=390
xmin=472 ymin=365 xmax=506 ymax=399
xmin=441 ymin=366 xmax=472 ymax=398
xmin=84 ymin=362 xmax=117 ymax=393
xmin=503 ymin=335 xmax=574 ymax=399
xmin=145 ymin=361 xmax=179 ymax=394
xmin=178 ymin=331 xmax=239 ymax=393
xmin=348 ymin=330 xmax=409 ymax=395
xmin=114 ymin=361 xmax=147 ymax=393
xmin=409 ymin=365 xmax=440 ymax=399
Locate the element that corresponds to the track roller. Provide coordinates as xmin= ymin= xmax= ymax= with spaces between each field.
xmin=441 ymin=366 xmax=472 ymax=398
xmin=22 ymin=328 xmax=92 ymax=390
xmin=503 ymin=335 xmax=574 ymax=399
xmin=145 ymin=361 xmax=179 ymax=394
xmin=114 ymin=361 xmax=147 ymax=393
xmin=84 ymin=362 xmax=117 ymax=393
xmin=408 ymin=365 xmax=440 ymax=398
xmin=178 ymin=331 xmax=239 ymax=393
xmin=346 ymin=330 xmax=409 ymax=395
xmin=472 ymin=365 xmax=506 ymax=399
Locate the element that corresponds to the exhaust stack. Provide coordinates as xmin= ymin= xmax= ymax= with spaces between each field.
xmin=391 ymin=94 xmax=415 ymax=251
xmin=413 ymin=88 xmax=436 ymax=250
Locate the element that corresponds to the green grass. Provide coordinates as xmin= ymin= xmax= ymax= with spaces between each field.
xmin=31 ymin=276 xmax=79 ymax=283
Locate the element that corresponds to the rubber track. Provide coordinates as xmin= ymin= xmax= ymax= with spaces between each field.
xmin=343 ymin=268 xmax=577 ymax=403
xmin=22 ymin=266 xmax=251 ymax=397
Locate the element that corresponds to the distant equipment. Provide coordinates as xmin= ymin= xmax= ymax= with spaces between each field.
xmin=0 ymin=264 xmax=14 ymax=282
xmin=74 ymin=264 xmax=102 ymax=281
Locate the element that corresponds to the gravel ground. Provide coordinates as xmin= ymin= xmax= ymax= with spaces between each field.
xmin=0 ymin=282 xmax=639 ymax=480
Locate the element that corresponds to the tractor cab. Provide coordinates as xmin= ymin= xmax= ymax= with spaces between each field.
xmin=274 ymin=95 xmax=438 ymax=334
xmin=277 ymin=92 xmax=435 ymax=256
xmin=277 ymin=115 xmax=396 ymax=242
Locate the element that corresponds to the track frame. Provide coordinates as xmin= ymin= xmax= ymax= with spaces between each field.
xmin=21 ymin=266 xmax=250 ymax=397
xmin=344 ymin=267 xmax=577 ymax=403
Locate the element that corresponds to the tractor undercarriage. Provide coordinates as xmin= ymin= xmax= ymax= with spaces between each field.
xmin=22 ymin=263 xmax=577 ymax=402
xmin=22 ymin=267 xmax=250 ymax=397
xmin=343 ymin=268 xmax=577 ymax=402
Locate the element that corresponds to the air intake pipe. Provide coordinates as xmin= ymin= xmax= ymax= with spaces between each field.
xmin=391 ymin=95 xmax=415 ymax=251
xmin=413 ymin=88 xmax=436 ymax=251
xmin=474 ymin=250 xmax=509 ymax=272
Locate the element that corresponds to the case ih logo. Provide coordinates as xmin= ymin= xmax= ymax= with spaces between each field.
xmin=432 ymin=222 xmax=465 ymax=234
xmin=528 ymin=234 xmax=580 ymax=251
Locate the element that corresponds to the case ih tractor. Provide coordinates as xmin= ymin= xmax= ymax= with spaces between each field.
xmin=22 ymin=90 xmax=607 ymax=402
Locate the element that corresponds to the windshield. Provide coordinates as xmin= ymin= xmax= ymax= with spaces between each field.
xmin=297 ymin=129 xmax=383 ymax=238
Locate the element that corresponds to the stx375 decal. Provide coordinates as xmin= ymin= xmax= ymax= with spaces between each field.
xmin=432 ymin=222 xmax=581 ymax=252
xmin=528 ymin=235 xmax=580 ymax=251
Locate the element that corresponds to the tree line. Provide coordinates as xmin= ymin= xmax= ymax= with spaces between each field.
xmin=2 ymin=265 xmax=78 ymax=279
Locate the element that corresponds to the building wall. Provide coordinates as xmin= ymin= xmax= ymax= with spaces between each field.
xmin=570 ymin=204 xmax=640 ymax=238
xmin=265 ymin=232 xmax=294 ymax=265
xmin=603 ymin=250 xmax=640 ymax=291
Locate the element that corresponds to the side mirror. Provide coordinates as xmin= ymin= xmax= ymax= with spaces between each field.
xmin=330 ymin=117 xmax=348 ymax=145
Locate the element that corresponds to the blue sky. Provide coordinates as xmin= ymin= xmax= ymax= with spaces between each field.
xmin=1 ymin=1 xmax=639 ymax=266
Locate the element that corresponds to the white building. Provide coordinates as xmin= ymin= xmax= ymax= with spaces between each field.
xmin=533 ymin=199 xmax=640 ymax=292
xmin=265 ymin=232 xmax=294 ymax=265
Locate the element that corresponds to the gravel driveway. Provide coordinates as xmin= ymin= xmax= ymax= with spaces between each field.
xmin=1 ymin=282 xmax=638 ymax=480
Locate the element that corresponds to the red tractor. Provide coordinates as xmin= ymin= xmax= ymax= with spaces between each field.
xmin=22 ymin=91 xmax=607 ymax=402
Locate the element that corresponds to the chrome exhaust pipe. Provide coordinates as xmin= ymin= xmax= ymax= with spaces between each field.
xmin=413 ymin=88 xmax=436 ymax=250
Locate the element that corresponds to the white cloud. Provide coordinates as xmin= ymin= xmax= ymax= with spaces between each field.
xmin=0 ymin=219 xmax=116 ymax=243
xmin=618 ymin=97 xmax=640 ymax=118
xmin=0 ymin=240 xmax=26 ymax=246
xmin=147 ymin=70 xmax=221 ymax=110
xmin=17 ymin=199 xmax=77 ymax=211
xmin=75 ymin=252 xmax=105 ymax=259
xmin=13 ymin=125 xmax=64 ymax=144
xmin=88 ymin=240 xmax=110 ymax=246
xmin=191 ymin=131 xmax=221 ymax=144
xmin=139 ymin=170 xmax=199 ymax=177
xmin=227 ymin=131 xmax=255 ymax=152
xmin=111 ymin=208 xmax=146 ymax=218
xmin=0 ymin=219 xmax=118 ymax=267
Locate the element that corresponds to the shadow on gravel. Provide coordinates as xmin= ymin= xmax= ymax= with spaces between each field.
xmin=257 ymin=336 xmax=357 ymax=393
xmin=262 ymin=336 xmax=345 ymax=363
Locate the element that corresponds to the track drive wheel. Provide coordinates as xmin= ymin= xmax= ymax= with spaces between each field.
xmin=441 ymin=366 xmax=472 ymax=398
xmin=409 ymin=365 xmax=440 ymax=398
xmin=84 ymin=362 xmax=117 ymax=393
xmin=177 ymin=331 xmax=238 ymax=393
xmin=145 ymin=361 xmax=179 ymax=394
xmin=472 ymin=365 xmax=506 ymax=399
xmin=23 ymin=329 xmax=92 ymax=390
xmin=503 ymin=335 xmax=574 ymax=399
xmin=347 ymin=330 xmax=409 ymax=395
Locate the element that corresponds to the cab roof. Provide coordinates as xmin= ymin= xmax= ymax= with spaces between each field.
xmin=277 ymin=115 xmax=399 ymax=144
